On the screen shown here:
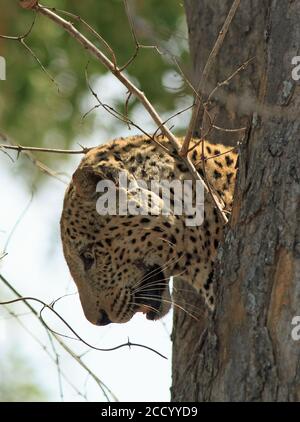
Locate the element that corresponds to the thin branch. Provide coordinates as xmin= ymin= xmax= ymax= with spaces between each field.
xmin=0 ymin=12 xmax=37 ymax=40
xmin=0 ymin=145 xmax=14 ymax=162
xmin=20 ymin=2 xmax=228 ymax=222
xmin=84 ymin=65 xmax=172 ymax=155
xmin=0 ymin=273 xmax=117 ymax=402
xmin=24 ymin=156 xmax=69 ymax=184
xmin=3 ymin=305 xmax=88 ymax=401
xmin=152 ymin=103 xmax=194 ymax=138
xmin=46 ymin=325 xmax=64 ymax=401
xmin=186 ymin=105 xmax=217 ymax=155
xmin=201 ymin=139 xmax=225 ymax=215
xmin=202 ymin=146 xmax=238 ymax=163
xmin=41 ymin=6 xmax=117 ymax=67
xmin=120 ymin=0 xmax=163 ymax=71
xmin=31 ymin=3 xmax=178 ymax=147
xmin=1 ymin=200 xmax=64 ymax=399
xmin=172 ymin=56 xmax=203 ymax=103
xmin=0 ymin=12 xmax=58 ymax=88
xmin=0 ymin=133 xmax=80 ymax=184
xmin=21 ymin=38 xmax=58 ymax=87
xmin=124 ymin=91 xmax=132 ymax=129
xmin=0 ymin=294 xmax=168 ymax=360
xmin=205 ymin=57 xmax=255 ymax=105
xmin=3 ymin=192 xmax=34 ymax=252
xmin=0 ymin=274 xmax=168 ymax=361
xmin=181 ymin=0 xmax=241 ymax=157
xmin=174 ymin=56 xmax=249 ymax=136
xmin=0 ymin=143 xmax=89 ymax=155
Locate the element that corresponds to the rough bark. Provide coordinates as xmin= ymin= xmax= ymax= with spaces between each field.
xmin=171 ymin=0 xmax=300 ymax=401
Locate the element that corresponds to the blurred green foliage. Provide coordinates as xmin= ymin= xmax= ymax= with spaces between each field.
xmin=0 ymin=349 xmax=48 ymax=401
xmin=0 ymin=0 xmax=189 ymax=171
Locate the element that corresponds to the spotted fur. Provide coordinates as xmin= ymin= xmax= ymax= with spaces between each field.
xmin=60 ymin=135 xmax=238 ymax=325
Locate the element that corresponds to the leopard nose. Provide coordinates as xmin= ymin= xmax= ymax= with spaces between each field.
xmin=97 ymin=310 xmax=112 ymax=326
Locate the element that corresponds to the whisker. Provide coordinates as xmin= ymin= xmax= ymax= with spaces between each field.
xmin=133 ymin=282 xmax=170 ymax=293
xmin=132 ymin=277 xmax=170 ymax=291
xmin=132 ymin=288 xmax=205 ymax=315
xmin=132 ymin=270 xmax=187 ymax=294
xmin=131 ymin=254 xmax=185 ymax=291
xmin=132 ymin=255 xmax=179 ymax=289
xmin=133 ymin=294 xmax=200 ymax=321
xmin=141 ymin=277 xmax=210 ymax=297
xmin=128 ymin=301 xmax=160 ymax=316
xmin=131 ymin=267 xmax=206 ymax=316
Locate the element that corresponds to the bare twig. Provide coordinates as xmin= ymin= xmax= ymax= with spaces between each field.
xmin=0 ymin=143 xmax=89 ymax=155
xmin=0 ymin=133 xmax=82 ymax=184
xmin=0 ymin=12 xmax=37 ymax=40
xmin=0 ymin=276 xmax=168 ymax=360
xmin=172 ymin=56 xmax=203 ymax=103
xmin=120 ymin=0 xmax=163 ymax=71
xmin=174 ymin=56 xmax=250 ymax=136
xmin=0 ymin=133 xmax=68 ymax=184
xmin=152 ymin=103 xmax=194 ymax=138
xmin=180 ymin=0 xmax=241 ymax=157
xmin=201 ymin=139 xmax=225 ymax=213
xmin=202 ymin=146 xmax=238 ymax=163
xmin=186 ymin=111 xmax=216 ymax=154
xmin=41 ymin=6 xmax=117 ymax=67
xmin=124 ymin=91 xmax=133 ymax=129
xmin=1 ymin=294 xmax=168 ymax=360
xmin=36 ymin=4 xmax=182 ymax=151
xmin=0 ymin=252 xmax=7 ymax=261
xmin=2 ymin=305 xmax=88 ymax=401
xmin=19 ymin=3 xmax=228 ymax=222
xmin=22 ymin=38 xmax=58 ymax=87
xmin=3 ymin=192 xmax=34 ymax=252
xmin=205 ymin=57 xmax=255 ymax=106
xmin=0 ymin=273 xmax=118 ymax=402
xmin=0 ymin=146 xmax=14 ymax=162
xmin=0 ymin=12 xmax=58 ymax=88
xmin=84 ymin=66 xmax=172 ymax=155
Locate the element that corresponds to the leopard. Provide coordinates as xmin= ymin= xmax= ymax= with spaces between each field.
xmin=60 ymin=135 xmax=238 ymax=326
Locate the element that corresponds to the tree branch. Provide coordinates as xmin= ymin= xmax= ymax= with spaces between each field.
xmin=180 ymin=0 xmax=241 ymax=156
xmin=19 ymin=1 xmax=228 ymax=223
xmin=0 ymin=275 xmax=168 ymax=359
xmin=0 ymin=143 xmax=89 ymax=155
xmin=0 ymin=273 xmax=118 ymax=401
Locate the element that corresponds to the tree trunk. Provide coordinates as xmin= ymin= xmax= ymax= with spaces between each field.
xmin=171 ymin=0 xmax=300 ymax=401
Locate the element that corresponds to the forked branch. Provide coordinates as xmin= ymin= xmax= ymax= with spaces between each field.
xmin=180 ymin=0 xmax=241 ymax=157
xmin=19 ymin=0 xmax=228 ymax=223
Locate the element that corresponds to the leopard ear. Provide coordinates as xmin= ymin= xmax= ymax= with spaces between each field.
xmin=72 ymin=165 xmax=101 ymax=200
xmin=72 ymin=164 xmax=123 ymax=200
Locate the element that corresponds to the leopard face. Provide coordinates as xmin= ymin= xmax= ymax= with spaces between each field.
xmin=61 ymin=209 xmax=175 ymax=325
xmin=60 ymin=135 xmax=237 ymax=325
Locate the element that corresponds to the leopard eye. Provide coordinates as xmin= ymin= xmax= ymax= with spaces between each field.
xmin=80 ymin=251 xmax=95 ymax=271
